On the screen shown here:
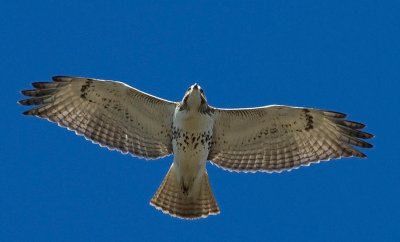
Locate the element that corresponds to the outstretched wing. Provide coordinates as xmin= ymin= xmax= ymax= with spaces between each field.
xmin=208 ymin=105 xmax=373 ymax=172
xmin=19 ymin=76 xmax=177 ymax=159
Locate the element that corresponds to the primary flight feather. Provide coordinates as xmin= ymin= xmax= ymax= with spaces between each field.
xmin=19 ymin=76 xmax=373 ymax=219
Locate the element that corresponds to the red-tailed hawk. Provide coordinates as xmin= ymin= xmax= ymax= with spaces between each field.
xmin=19 ymin=76 xmax=373 ymax=219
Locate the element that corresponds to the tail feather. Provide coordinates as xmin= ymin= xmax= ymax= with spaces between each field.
xmin=150 ymin=165 xmax=220 ymax=219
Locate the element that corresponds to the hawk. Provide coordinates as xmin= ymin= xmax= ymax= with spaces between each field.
xmin=18 ymin=76 xmax=373 ymax=219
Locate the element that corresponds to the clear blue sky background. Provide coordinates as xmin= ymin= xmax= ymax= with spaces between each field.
xmin=1 ymin=1 xmax=399 ymax=241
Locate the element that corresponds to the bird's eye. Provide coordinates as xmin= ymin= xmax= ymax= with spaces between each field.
xmin=200 ymin=89 xmax=204 ymax=93
xmin=187 ymin=87 xmax=191 ymax=91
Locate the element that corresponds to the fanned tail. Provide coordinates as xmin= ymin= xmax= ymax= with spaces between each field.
xmin=150 ymin=165 xmax=220 ymax=219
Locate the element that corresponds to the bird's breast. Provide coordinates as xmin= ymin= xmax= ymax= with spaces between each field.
xmin=171 ymin=109 xmax=214 ymax=196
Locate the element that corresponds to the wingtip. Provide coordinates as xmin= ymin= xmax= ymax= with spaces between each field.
xmin=364 ymin=143 xmax=373 ymax=149
xmin=323 ymin=110 xmax=347 ymax=118
xmin=359 ymin=153 xmax=367 ymax=158
xmin=363 ymin=132 xmax=375 ymax=139
xmin=52 ymin=76 xmax=67 ymax=82
xmin=18 ymin=99 xmax=30 ymax=106
xmin=52 ymin=76 xmax=75 ymax=82
xmin=344 ymin=120 xmax=366 ymax=129
xmin=22 ymin=109 xmax=34 ymax=116
xmin=21 ymin=89 xmax=36 ymax=96
xmin=32 ymin=82 xmax=50 ymax=88
xmin=352 ymin=121 xmax=366 ymax=129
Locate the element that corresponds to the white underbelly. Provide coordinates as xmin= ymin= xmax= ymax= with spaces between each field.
xmin=171 ymin=109 xmax=214 ymax=196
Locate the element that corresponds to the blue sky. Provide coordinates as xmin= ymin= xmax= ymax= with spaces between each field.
xmin=1 ymin=1 xmax=399 ymax=241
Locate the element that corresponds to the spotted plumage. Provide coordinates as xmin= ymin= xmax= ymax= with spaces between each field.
xmin=19 ymin=76 xmax=373 ymax=219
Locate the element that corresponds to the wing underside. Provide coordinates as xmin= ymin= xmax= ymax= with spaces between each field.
xmin=208 ymin=105 xmax=373 ymax=172
xmin=19 ymin=76 xmax=177 ymax=159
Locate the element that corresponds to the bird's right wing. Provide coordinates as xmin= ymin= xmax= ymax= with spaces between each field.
xmin=19 ymin=76 xmax=177 ymax=159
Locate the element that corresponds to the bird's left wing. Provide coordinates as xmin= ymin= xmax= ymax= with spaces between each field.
xmin=208 ymin=105 xmax=373 ymax=172
xmin=19 ymin=76 xmax=177 ymax=159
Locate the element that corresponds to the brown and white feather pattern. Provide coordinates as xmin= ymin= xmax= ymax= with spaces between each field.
xmin=150 ymin=165 xmax=220 ymax=219
xmin=19 ymin=77 xmax=374 ymax=220
xmin=208 ymin=105 xmax=373 ymax=172
xmin=19 ymin=76 xmax=177 ymax=159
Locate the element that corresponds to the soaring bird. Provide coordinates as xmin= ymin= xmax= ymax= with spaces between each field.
xmin=18 ymin=76 xmax=373 ymax=219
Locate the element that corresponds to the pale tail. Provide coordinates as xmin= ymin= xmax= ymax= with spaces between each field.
xmin=150 ymin=166 xmax=220 ymax=219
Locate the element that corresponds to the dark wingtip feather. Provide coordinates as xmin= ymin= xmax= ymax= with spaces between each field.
xmin=18 ymin=99 xmax=31 ymax=106
xmin=21 ymin=88 xmax=58 ymax=97
xmin=333 ymin=119 xmax=366 ymax=130
xmin=52 ymin=76 xmax=75 ymax=82
xmin=21 ymin=90 xmax=32 ymax=96
xmin=343 ymin=135 xmax=373 ymax=149
xmin=52 ymin=76 xmax=67 ymax=82
xmin=353 ymin=130 xmax=374 ymax=139
xmin=323 ymin=110 xmax=347 ymax=118
xmin=22 ymin=109 xmax=35 ymax=115
xmin=32 ymin=82 xmax=50 ymax=88
xmin=362 ymin=142 xmax=373 ymax=149
xmin=358 ymin=152 xmax=367 ymax=158
xmin=362 ymin=131 xmax=374 ymax=139
xmin=345 ymin=120 xmax=365 ymax=129
xmin=18 ymin=96 xmax=49 ymax=106
xmin=21 ymin=89 xmax=43 ymax=96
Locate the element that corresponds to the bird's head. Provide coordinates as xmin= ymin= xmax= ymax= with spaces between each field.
xmin=181 ymin=83 xmax=208 ymax=111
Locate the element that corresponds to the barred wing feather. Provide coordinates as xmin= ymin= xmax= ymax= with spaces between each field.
xmin=208 ymin=105 xmax=373 ymax=172
xmin=19 ymin=76 xmax=177 ymax=159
